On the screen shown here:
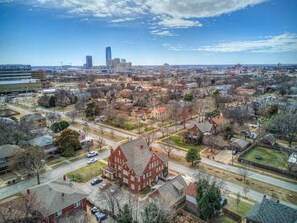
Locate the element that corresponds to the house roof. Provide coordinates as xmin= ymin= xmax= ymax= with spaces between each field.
xmin=211 ymin=115 xmax=225 ymax=126
xmin=119 ymin=138 xmax=155 ymax=176
xmin=190 ymin=122 xmax=213 ymax=133
xmin=155 ymin=107 xmax=167 ymax=113
xmin=261 ymin=134 xmax=276 ymax=146
xmin=150 ymin=175 xmax=187 ymax=207
xmin=29 ymin=134 xmax=53 ymax=148
xmin=230 ymin=138 xmax=250 ymax=149
xmin=24 ymin=178 xmax=87 ymax=217
xmin=0 ymin=144 xmax=20 ymax=159
xmin=185 ymin=182 xmax=197 ymax=198
xmin=21 ymin=113 xmax=45 ymax=122
xmin=245 ymin=197 xmax=297 ymax=223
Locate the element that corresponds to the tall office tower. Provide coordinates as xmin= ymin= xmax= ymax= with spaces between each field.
xmin=86 ymin=55 xmax=93 ymax=69
xmin=105 ymin=47 xmax=112 ymax=67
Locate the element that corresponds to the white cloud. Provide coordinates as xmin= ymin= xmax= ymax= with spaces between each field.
xmin=151 ymin=30 xmax=175 ymax=36
xmin=197 ymin=33 xmax=297 ymax=53
xmin=5 ymin=0 xmax=266 ymax=35
xmin=163 ymin=33 xmax=297 ymax=53
xmin=158 ymin=17 xmax=202 ymax=28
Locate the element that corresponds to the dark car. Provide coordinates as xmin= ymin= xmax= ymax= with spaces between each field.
xmin=91 ymin=178 xmax=103 ymax=185
xmin=232 ymin=149 xmax=238 ymax=155
xmin=95 ymin=212 xmax=107 ymax=222
xmin=91 ymin=206 xmax=99 ymax=214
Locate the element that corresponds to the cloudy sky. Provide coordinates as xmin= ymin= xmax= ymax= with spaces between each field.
xmin=0 ymin=0 xmax=296 ymax=65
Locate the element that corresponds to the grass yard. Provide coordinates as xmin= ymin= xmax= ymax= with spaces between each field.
xmin=225 ymin=196 xmax=253 ymax=217
xmin=243 ymin=146 xmax=288 ymax=170
xmin=66 ymin=161 xmax=106 ymax=183
xmin=213 ymin=215 xmax=237 ymax=223
xmin=144 ymin=126 xmax=155 ymax=132
xmin=167 ymin=135 xmax=201 ymax=151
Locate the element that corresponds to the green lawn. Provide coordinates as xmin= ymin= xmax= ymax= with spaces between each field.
xmin=168 ymin=135 xmax=201 ymax=150
xmin=144 ymin=126 xmax=155 ymax=132
xmin=66 ymin=161 xmax=106 ymax=182
xmin=225 ymin=196 xmax=253 ymax=217
xmin=213 ymin=215 xmax=237 ymax=223
xmin=243 ymin=146 xmax=289 ymax=169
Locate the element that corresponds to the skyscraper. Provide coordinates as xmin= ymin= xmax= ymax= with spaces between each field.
xmin=105 ymin=47 xmax=112 ymax=67
xmin=86 ymin=55 xmax=93 ymax=69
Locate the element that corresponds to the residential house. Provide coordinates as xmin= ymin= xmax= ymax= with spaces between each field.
xmin=0 ymin=144 xmax=20 ymax=174
xmin=245 ymin=197 xmax=297 ymax=223
xmin=149 ymin=175 xmax=187 ymax=209
xmin=260 ymin=134 xmax=276 ymax=146
xmin=185 ymin=121 xmax=215 ymax=143
xmin=23 ymin=177 xmax=87 ymax=223
xmin=185 ymin=182 xmax=198 ymax=214
xmin=103 ymin=138 xmax=168 ymax=193
xmin=20 ymin=113 xmax=46 ymax=128
xmin=150 ymin=106 xmax=170 ymax=121
xmin=29 ymin=134 xmax=54 ymax=150
xmin=210 ymin=114 xmax=226 ymax=133
xmin=288 ymin=152 xmax=297 ymax=170
xmin=229 ymin=138 xmax=251 ymax=152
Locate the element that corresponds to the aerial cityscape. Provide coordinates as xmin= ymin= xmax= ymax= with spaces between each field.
xmin=0 ymin=0 xmax=297 ymax=223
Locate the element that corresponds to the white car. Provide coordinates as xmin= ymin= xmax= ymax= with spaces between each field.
xmin=87 ymin=158 xmax=98 ymax=164
xmin=87 ymin=151 xmax=98 ymax=158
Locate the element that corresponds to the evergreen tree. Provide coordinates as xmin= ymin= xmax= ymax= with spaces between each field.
xmin=186 ymin=147 xmax=201 ymax=166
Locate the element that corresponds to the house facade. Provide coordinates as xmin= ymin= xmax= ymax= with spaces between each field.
xmin=0 ymin=144 xmax=20 ymax=174
xmin=103 ymin=139 xmax=168 ymax=193
xmin=150 ymin=106 xmax=170 ymax=121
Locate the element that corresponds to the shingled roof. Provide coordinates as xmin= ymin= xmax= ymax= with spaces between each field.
xmin=245 ymin=197 xmax=297 ymax=223
xmin=24 ymin=178 xmax=87 ymax=217
xmin=0 ymin=144 xmax=20 ymax=159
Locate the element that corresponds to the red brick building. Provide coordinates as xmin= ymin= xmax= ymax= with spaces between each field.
xmin=103 ymin=139 xmax=168 ymax=193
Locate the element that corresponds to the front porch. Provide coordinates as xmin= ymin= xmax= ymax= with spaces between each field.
xmin=102 ymin=166 xmax=117 ymax=180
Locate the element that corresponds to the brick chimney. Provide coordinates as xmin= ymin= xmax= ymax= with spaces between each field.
xmin=26 ymin=189 xmax=30 ymax=195
xmin=63 ymin=175 xmax=66 ymax=181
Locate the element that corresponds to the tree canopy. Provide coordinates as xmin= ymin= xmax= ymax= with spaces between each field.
xmin=186 ymin=147 xmax=201 ymax=166
xmin=54 ymin=129 xmax=81 ymax=156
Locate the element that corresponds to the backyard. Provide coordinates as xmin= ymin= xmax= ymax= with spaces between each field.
xmin=243 ymin=146 xmax=289 ymax=170
xmin=224 ymin=196 xmax=253 ymax=217
xmin=166 ymin=135 xmax=201 ymax=151
xmin=66 ymin=161 xmax=106 ymax=182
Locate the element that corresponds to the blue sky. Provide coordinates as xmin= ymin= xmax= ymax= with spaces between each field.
xmin=0 ymin=0 xmax=297 ymax=66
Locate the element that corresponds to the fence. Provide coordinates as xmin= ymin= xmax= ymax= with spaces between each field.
xmin=238 ymin=143 xmax=297 ymax=178
xmin=222 ymin=208 xmax=242 ymax=222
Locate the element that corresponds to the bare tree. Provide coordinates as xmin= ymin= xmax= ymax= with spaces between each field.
xmin=238 ymin=166 xmax=253 ymax=182
xmin=97 ymin=189 xmax=122 ymax=218
xmin=0 ymin=193 xmax=46 ymax=223
xmin=142 ymin=132 xmax=156 ymax=147
xmin=114 ymin=113 xmax=128 ymax=128
xmin=159 ymin=125 xmax=169 ymax=138
xmin=110 ymin=130 xmax=114 ymax=138
xmin=97 ymin=137 xmax=105 ymax=151
xmin=82 ymin=125 xmax=89 ymax=137
xmin=243 ymin=186 xmax=250 ymax=198
xmin=46 ymin=112 xmax=61 ymax=124
xmin=236 ymin=192 xmax=241 ymax=208
xmin=66 ymin=110 xmax=78 ymax=124
xmin=271 ymin=192 xmax=279 ymax=202
xmin=10 ymin=146 xmax=46 ymax=185
xmin=55 ymin=90 xmax=70 ymax=113
xmin=164 ymin=145 xmax=174 ymax=158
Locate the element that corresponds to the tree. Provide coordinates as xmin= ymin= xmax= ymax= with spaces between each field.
xmin=142 ymin=132 xmax=156 ymax=147
xmin=212 ymin=89 xmax=220 ymax=109
xmin=238 ymin=167 xmax=253 ymax=182
xmin=243 ymin=186 xmax=250 ymax=198
xmin=223 ymin=106 xmax=250 ymax=126
xmin=9 ymin=146 xmax=46 ymax=185
xmin=268 ymin=104 xmax=278 ymax=117
xmin=37 ymin=94 xmax=50 ymax=107
xmin=85 ymin=101 xmax=100 ymax=120
xmin=141 ymin=202 xmax=169 ymax=223
xmin=183 ymin=93 xmax=193 ymax=102
xmin=164 ymin=145 xmax=173 ymax=158
xmin=0 ymin=193 xmax=46 ymax=223
xmin=46 ymin=112 xmax=61 ymax=124
xmin=186 ymin=147 xmax=201 ymax=166
xmin=48 ymin=96 xmax=56 ymax=107
xmin=117 ymin=203 xmax=134 ymax=223
xmin=205 ymin=109 xmax=220 ymax=120
xmin=97 ymin=137 xmax=105 ymax=151
xmin=115 ymin=113 xmax=128 ymax=128
xmin=178 ymin=107 xmax=191 ymax=129
xmin=267 ymin=113 xmax=297 ymax=147
xmin=50 ymin=120 xmax=69 ymax=133
xmin=236 ymin=192 xmax=241 ymax=209
xmin=195 ymin=176 xmax=222 ymax=221
xmin=66 ymin=110 xmax=78 ymax=123
xmin=55 ymin=90 xmax=70 ymax=113
xmin=54 ymin=129 xmax=81 ymax=157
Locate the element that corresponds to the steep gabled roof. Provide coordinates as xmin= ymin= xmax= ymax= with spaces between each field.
xmin=119 ymin=138 xmax=154 ymax=176
xmin=245 ymin=197 xmax=297 ymax=223
xmin=29 ymin=134 xmax=53 ymax=148
xmin=185 ymin=182 xmax=197 ymax=198
xmin=0 ymin=144 xmax=20 ymax=159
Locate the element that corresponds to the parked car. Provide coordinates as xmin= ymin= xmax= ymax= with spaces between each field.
xmin=91 ymin=206 xmax=99 ymax=214
xmin=220 ymin=197 xmax=228 ymax=206
xmin=87 ymin=158 xmax=98 ymax=164
xmin=87 ymin=151 xmax=98 ymax=158
xmin=91 ymin=178 xmax=103 ymax=185
xmin=82 ymin=121 xmax=88 ymax=126
xmin=95 ymin=212 xmax=107 ymax=222
xmin=232 ymin=150 xmax=238 ymax=155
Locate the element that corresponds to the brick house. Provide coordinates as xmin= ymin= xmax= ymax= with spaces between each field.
xmin=103 ymin=138 xmax=168 ymax=193
xmin=150 ymin=106 xmax=169 ymax=121
xmin=23 ymin=177 xmax=87 ymax=223
xmin=184 ymin=121 xmax=214 ymax=144
xmin=210 ymin=114 xmax=226 ymax=133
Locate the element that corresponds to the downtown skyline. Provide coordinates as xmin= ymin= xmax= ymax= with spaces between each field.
xmin=0 ymin=0 xmax=297 ymax=66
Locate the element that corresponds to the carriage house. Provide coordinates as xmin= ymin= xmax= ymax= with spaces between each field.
xmin=103 ymin=138 xmax=168 ymax=193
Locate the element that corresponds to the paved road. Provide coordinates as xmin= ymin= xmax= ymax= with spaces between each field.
xmin=0 ymin=150 xmax=110 ymax=200
xmin=169 ymin=161 xmax=297 ymax=209
xmin=155 ymin=144 xmax=297 ymax=193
